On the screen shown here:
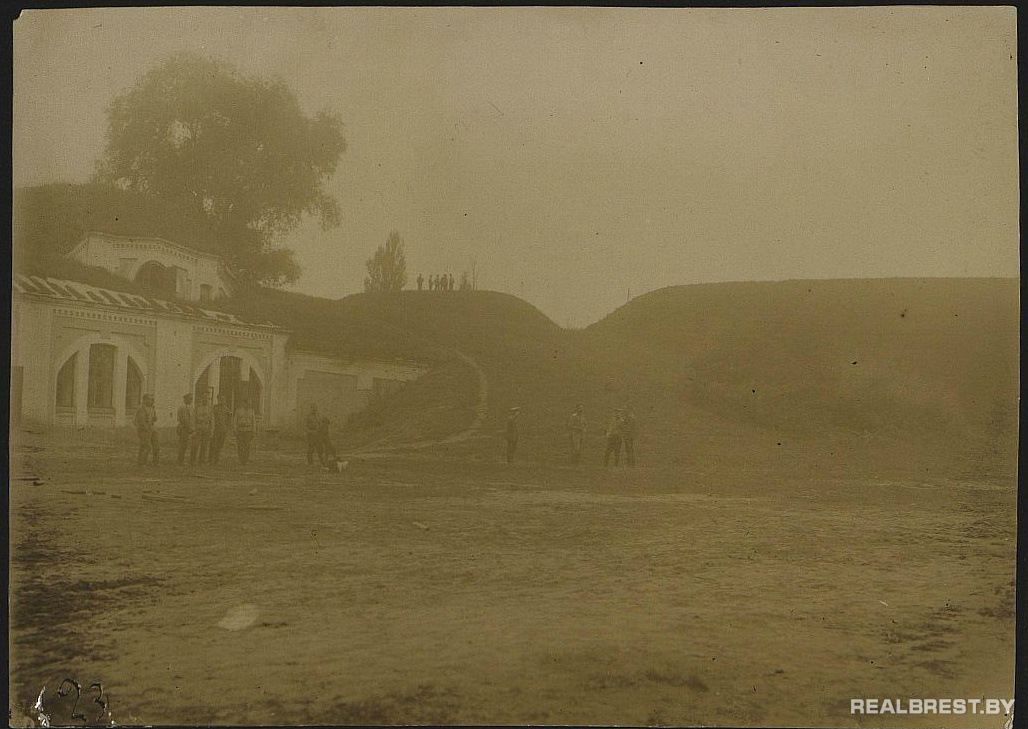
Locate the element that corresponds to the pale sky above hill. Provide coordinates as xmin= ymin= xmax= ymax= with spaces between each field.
xmin=13 ymin=7 xmax=1019 ymax=327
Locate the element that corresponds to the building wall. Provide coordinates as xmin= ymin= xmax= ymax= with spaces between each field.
xmin=11 ymin=298 xmax=54 ymax=426
xmin=285 ymin=352 xmax=425 ymax=432
xmin=11 ymin=296 xmax=426 ymax=433
xmin=11 ymin=295 xmax=286 ymax=429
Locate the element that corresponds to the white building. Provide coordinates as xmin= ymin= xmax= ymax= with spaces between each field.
xmin=10 ymin=232 xmax=424 ymax=431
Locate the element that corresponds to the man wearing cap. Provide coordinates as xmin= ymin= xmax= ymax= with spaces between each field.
xmin=191 ymin=393 xmax=213 ymax=466
xmin=505 ymin=406 xmax=521 ymax=464
xmin=568 ymin=404 xmax=587 ymax=465
xmin=622 ymin=406 xmax=638 ymax=467
xmin=305 ymin=404 xmax=324 ymax=466
xmin=176 ymin=393 xmax=195 ymax=466
xmin=209 ymin=394 xmax=232 ymax=465
xmin=604 ymin=408 xmax=624 ymax=467
xmin=234 ymin=398 xmax=256 ymax=465
xmin=135 ymin=394 xmax=158 ymax=466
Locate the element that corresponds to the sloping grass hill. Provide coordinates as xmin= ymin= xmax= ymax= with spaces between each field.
xmin=312 ymin=279 xmax=1017 ymax=481
xmin=573 ymin=278 xmax=1019 ymax=479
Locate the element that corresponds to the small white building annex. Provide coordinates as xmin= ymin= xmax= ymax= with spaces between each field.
xmin=67 ymin=231 xmax=238 ymax=303
xmin=10 ymin=231 xmax=424 ymax=432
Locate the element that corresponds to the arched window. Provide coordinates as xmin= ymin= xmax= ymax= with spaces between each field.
xmin=136 ymin=261 xmax=176 ymax=298
xmin=125 ymin=358 xmax=143 ymax=412
xmin=56 ymin=354 xmax=76 ymax=409
xmin=87 ymin=344 xmax=116 ymax=410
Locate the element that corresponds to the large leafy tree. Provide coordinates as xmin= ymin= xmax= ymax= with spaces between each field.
xmin=364 ymin=232 xmax=408 ymax=293
xmin=95 ymin=53 xmax=346 ymax=285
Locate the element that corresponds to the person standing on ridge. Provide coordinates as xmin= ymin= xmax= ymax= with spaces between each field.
xmin=417 ymin=273 xmax=424 ymax=291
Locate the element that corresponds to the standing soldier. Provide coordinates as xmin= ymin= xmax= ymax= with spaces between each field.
xmin=622 ymin=406 xmax=638 ymax=467
xmin=305 ymin=404 xmax=323 ymax=466
xmin=234 ymin=398 xmax=256 ymax=465
xmin=209 ymin=395 xmax=232 ymax=465
xmin=318 ymin=415 xmax=337 ymax=466
xmin=505 ymin=406 xmax=521 ymax=464
xmin=191 ymin=394 xmax=213 ymax=465
xmin=604 ymin=408 xmax=624 ymax=467
xmin=176 ymin=393 xmax=195 ymax=465
xmin=192 ymin=394 xmax=213 ymax=462
xmin=568 ymin=403 xmax=587 ymax=464
xmin=417 ymin=273 xmax=424 ymax=291
xmin=448 ymin=273 xmax=455 ymax=291
xmin=135 ymin=394 xmax=158 ymax=466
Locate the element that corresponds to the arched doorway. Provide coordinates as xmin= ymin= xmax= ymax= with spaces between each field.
xmin=135 ymin=261 xmax=176 ymax=298
xmin=195 ymin=355 xmax=263 ymax=420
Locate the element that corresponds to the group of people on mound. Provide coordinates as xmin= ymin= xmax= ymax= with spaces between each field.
xmin=133 ymin=392 xmax=257 ymax=467
xmin=416 ymin=273 xmax=456 ymax=291
xmin=504 ymin=404 xmax=638 ymax=466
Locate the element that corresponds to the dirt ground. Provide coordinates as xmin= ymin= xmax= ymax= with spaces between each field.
xmin=9 ymin=429 xmax=1015 ymax=727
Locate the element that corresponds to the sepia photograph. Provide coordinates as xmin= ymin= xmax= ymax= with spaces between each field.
xmin=9 ymin=6 xmax=1019 ymax=727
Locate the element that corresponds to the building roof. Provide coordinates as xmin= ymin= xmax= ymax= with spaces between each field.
xmin=13 ymin=274 xmax=280 ymax=329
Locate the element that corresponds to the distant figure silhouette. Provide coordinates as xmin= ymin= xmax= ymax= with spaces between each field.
xmin=621 ymin=407 xmax=637 ymax=467
xmin=604 ymin=409 xmax=624 ymax=467
xmin=448 ymin=273 xmax=455 ymax=291
xmin=417 ymin=273 xmax=424 ymax=291
xmin=568 ymin=404 xmax=586 ymax=464
xmin=505 ymin=406 xmax=521 ymax=463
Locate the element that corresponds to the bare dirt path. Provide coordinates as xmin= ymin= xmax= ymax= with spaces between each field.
xmin=9 ymin=433 xmax=1015 ymax=727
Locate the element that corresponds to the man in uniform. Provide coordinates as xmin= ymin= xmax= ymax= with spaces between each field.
xmin=505 ymin=406 xmax=521 ymax=464
xmin=622 ymin=407 xmax=638 ymax=467
xmin=234 ymin=398 xmax=256 ymax=465
xmin=176 ymin=393 xmax=194 ymax=465
xmin=318 ymin=415 xmax=337 ymax=466
xmin=191 ymin=393 xmax=213 ymax=465
xmin=568 ymin=404 xmax=587 ymax=464
xmin=417 ymin=273 xmax=424 ymax=291
xmin=209 ymin=395 xmax=232 ymax=465
xmin=135 ymin=394 xmax=158 ymax=466
xmin=604 ymin=408 xmax=624 ymax=467
xmin=305 ymin=404 xmax=323 ymax=466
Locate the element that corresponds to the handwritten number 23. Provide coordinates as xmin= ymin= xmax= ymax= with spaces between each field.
xmin=56 ymin=678 xmax=107 ymax=723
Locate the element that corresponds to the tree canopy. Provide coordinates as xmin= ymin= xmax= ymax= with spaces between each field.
xmin=364 ymin=232 xmax=408 ymax=293
xmin=95 ymin=53 xmax=347 ymax=285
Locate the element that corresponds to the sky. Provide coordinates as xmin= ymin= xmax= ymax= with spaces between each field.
xmin=13 ymin=7 xmax=1019 ymax=327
